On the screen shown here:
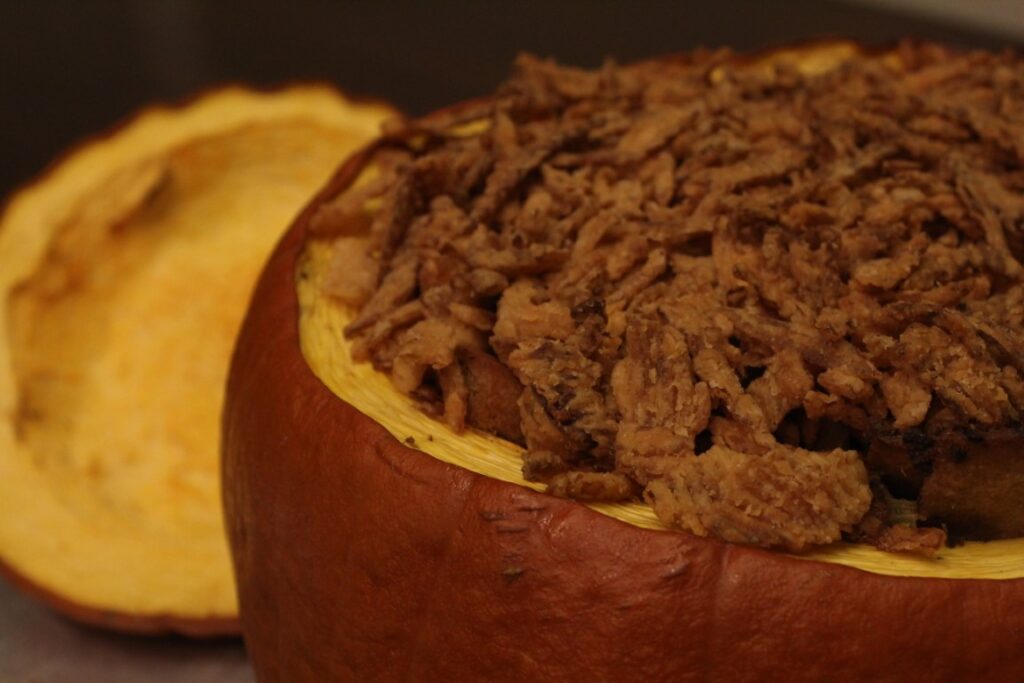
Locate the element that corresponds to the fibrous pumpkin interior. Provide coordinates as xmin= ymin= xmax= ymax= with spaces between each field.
xmin=0 ymin=87 xmax=393 ymax=632
xmin=297 ymin=44 xmax=1024 ymax=581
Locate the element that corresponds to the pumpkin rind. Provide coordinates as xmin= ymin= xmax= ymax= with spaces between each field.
xmin=225 ymin=138 xmax=1024 ymax=681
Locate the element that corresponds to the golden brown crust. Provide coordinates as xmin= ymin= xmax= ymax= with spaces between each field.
xmin=224 ymin=91 xmax=1024 ymax=679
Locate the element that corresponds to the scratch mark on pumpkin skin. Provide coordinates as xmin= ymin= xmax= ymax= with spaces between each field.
xmin=661 ymin=559 xmax=692 ymax=579
xmin=503 ymin=566 xmax=526 ymax=583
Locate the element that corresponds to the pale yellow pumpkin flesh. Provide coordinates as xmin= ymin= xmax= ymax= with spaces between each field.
xmin=0 ymin=87 xmax=394 ymax=632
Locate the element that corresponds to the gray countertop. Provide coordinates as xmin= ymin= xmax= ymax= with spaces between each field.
xmin=0 ymin=577 xmax=253 ymax=683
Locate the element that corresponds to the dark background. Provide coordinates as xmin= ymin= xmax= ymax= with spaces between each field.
xmin=2 ymin=0 xmax=1021 ymax=199
xmin=0 ymin=2 xmax=1018 ymax=681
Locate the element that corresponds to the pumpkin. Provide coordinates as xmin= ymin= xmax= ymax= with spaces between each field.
xmin=0 ymin=86 xmax=394 ymax=634
xmin=224 ymin=43 xmax=1024 ymax=680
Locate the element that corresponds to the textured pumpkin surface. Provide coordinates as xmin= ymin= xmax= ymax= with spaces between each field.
xmin=0 ymin=86 xmax=394 ymax=634
xmin=224 ymin=42 xmax=1024 ymax=682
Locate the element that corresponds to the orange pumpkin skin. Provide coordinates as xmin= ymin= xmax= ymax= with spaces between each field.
xmin=223 ymin=147 xmax=1024 ymax=683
